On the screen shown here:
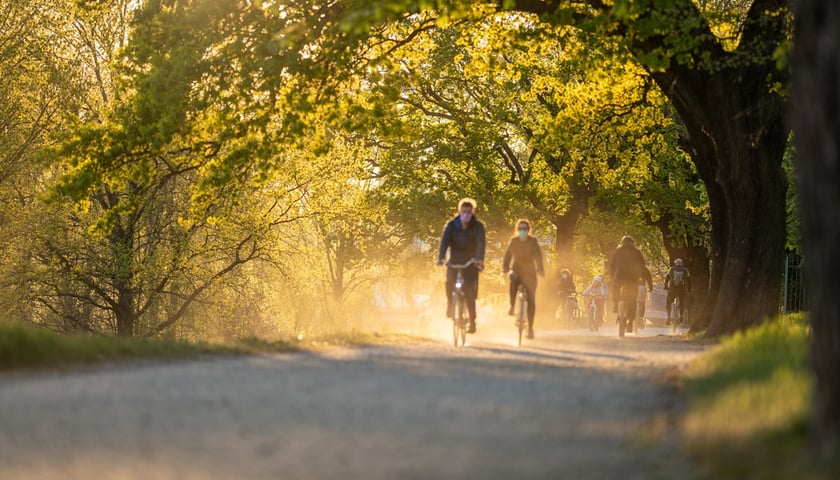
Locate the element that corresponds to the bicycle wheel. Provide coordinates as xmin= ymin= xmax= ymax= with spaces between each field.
xmin=458 ymin=295 xmax=467 ymax=346
xmin=671 ymin=300 xmax=679 ymax=335
xmin=451 ymin=291 xmax=460 ymax=347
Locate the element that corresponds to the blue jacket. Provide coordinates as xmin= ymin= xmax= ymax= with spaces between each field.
xmin=438 ymin=215 xmax=486 ymax=264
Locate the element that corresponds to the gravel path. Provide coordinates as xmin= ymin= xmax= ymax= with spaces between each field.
xmin=0 ymin=326 xmax=708 ymax=479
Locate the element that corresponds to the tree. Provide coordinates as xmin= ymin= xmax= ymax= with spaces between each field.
xmin=792 ymin=0 xmax=840 ymax=457
xmin=501 ymin=0 xmax=791 ymax=334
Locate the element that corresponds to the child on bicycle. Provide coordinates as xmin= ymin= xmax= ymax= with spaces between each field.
xmin=582 ymin=275 xmax=608 ymax=327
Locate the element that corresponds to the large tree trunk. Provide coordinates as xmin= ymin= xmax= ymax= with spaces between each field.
xmin=652 ymin=66 xmax=788 ymax=336
xmin=792 ymin=0 xmax=840 ymax=456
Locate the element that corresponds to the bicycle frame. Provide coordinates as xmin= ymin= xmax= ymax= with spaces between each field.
xmin=448 ymin=259 xmax=478 ymax=347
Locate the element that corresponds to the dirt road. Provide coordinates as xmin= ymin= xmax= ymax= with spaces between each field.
xmin=0 ymin=326 xmax=707 ymax=479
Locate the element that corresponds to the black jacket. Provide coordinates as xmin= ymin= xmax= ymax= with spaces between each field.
xmin=438 ymin=215 xmax=486 ymax=264
xmin=503 ymin=236 xmax=544 ymax=277
xmin=608 ymin=244 xmax=652 ymax=288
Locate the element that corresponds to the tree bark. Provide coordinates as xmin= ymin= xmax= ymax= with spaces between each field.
xmin=792 ymin=0 xmax=840 ymax=457
xmin=652 ymin=66 xmax=788 ymax=335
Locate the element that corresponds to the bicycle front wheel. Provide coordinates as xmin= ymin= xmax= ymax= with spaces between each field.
xmin=457 ymin=295 xmax=467 ymax=346
xmin=517 ymin=290 xmax=527 ymax=346
xmin=671 ymin=301 xmax=679 ymax=335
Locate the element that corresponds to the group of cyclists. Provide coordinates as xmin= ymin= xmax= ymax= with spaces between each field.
xmin=437 ymin=198 xmax=692 ymax=339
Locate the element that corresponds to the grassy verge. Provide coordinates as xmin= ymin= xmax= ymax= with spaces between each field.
xmin=0 ymin=321 xmax=242 ymax=371
xmin=0 ymin=321 xmax=427 ymax=372
xmin=683 ymin=313 xmax=835 ymax=479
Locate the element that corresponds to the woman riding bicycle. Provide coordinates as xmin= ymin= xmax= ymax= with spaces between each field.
xmin=503 ymin=219 xmax=545 ymax=339
xmin=582 ymin=275 xmax=608 ymax=327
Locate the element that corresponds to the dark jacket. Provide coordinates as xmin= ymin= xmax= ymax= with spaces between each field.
xmin=438 ymin=215 xmax=486 ymax=264
xmin=608 ymin=243 xmax=652 ymax=288
xmin=503 ymin=236 xmax=544 ymax=277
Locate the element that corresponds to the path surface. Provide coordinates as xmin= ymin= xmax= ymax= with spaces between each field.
xmin=0 ymin=325 xmax=708 ymax=479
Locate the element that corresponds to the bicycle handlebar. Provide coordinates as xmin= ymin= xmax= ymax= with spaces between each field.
xmin=447 ymin=258 xmax=479 ymax=269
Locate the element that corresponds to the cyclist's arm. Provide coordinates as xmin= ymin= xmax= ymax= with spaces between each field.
xmin=502 ymin=239 xmax=513 ymax=273
xmin=534 ymin=239 xmax=545 ymax=275
xmin=475 ymin=222 xmax=486 ymax=262
xmin=437 ymin=222 xmax=452 ymax=264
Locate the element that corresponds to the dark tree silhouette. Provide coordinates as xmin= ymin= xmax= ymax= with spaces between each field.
xmin=792 ymin=0 xmax=840 ymax=457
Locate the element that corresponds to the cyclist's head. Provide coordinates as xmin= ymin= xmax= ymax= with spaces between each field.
xmin=674 ymin=258 xmax=684 ymax=266
xmin=457 ymin=197 xmax=476 ymax=223
xmin=620 ymin=235 xmax=635 ymax=246
xmin=458 ymin=197 xmax=476 ymax=212
xmin=561 ymin=268 xmax=570 ymax=278
xmin=515 ymin=218 xmax=531 ymax=237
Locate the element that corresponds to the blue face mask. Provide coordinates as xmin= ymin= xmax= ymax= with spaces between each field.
xmin=518 ymin=229 xmax=529 ymax=240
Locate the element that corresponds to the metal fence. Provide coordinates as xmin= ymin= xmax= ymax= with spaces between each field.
xmin=782 ymin=254 xmax=806 ymax=313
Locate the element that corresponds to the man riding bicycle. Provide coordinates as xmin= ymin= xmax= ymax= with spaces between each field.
xmin=608 ymin=235 xmax=653 ymax=333
xmin=437 ymin=198 xmax=486 ymax=334
xmin=503 ymin=219 xmax=545 ymax=339
xmin=665 ymin=258 xmax=692 ymax=325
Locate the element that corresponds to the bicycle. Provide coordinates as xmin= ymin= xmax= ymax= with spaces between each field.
xmin=448 ymin=258 xmax=477 ymax=347
xmin=563 ymin=293 xmax=581 ymax=328
xmin=617 ymin=299 xmax=628 ymax=338
xmin=670 ymin=296 xmax=681 ymax=335
xmin=515 ymin=283 xmax=528 ymax=346
xmin=669 ymin=294 xmax=690 ymax=334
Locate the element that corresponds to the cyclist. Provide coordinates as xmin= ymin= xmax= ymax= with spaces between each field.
xmin=557 ymin=268 xmax=577 ymax=320
xmin=608 ymin=235 xmax=653 ymax=333
xmin=582 ymin=275 xmax=608 ymax=327
xmin=665 ymin=258 xmax=692 ymax=325
xmin=437 ymin=198 xmax=486 ymax=334
xmin=503 ymin=219 xmax=545 ymax=339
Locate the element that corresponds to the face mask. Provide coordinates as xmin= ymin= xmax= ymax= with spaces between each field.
xmin=459 ymin=211 xmax=472 ymax=223
xmin=518 ymin=229 xmax=528 ymax=240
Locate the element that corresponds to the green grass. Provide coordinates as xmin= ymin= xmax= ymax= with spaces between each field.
xmin=0 ymin=321 xmax=426 ymax=372
xmin=0 ymin=321 xmax=239 ymax=371
xmin=683 ymin=314 xmax=835 ymax=480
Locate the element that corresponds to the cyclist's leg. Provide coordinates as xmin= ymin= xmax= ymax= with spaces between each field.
xmin=464 ymin=266 xmax=479 ymax=330
xmin=508 ymin=273 xmax=520 ymax=315
xmin=621 ymin=285 xmax=637 ymax=331
xmin=665 ymin=288 xmax=676 ymax=323
xmin=524 ymin=274 xmax=537 ymax=329
xmin=677 ymin=289 xmax=686 ymax=321
xmin=445 ymin=267 xmax=456 ymax=318
xmin=595 ymin=298 xmax=605 ymax=324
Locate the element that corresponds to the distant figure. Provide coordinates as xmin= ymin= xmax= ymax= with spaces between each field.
xmin=582 ymin=275 xmax=609 ymax=327
xmin=557 ymin=268 xmax=578 ymax=325
xmin=608 ymin=235 xmax=653 ymax=332
xmin=503 ymin=219 xmax=545 ymax=339
xmin=437 ymin=198 xmax=486 ymax=334
xmin=665 ymin=258 xmax=692 ymax=325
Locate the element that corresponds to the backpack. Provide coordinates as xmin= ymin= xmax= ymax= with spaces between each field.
xmin=671 ymin=269 xmax=685 ymax=287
